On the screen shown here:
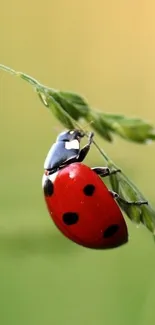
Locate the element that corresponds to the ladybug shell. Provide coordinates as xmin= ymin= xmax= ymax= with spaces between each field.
xmin=43 ymin=163 xmax=128 ymax=249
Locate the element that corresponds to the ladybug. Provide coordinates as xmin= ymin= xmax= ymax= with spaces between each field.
xmin=42 ymin=130 xmax=146 ymax=249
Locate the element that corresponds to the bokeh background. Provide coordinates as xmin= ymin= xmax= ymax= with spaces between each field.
xmin=1 ymin=1 xmax=155 ymax=325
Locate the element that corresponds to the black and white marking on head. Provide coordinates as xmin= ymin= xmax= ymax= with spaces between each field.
xmin=103 ymin=224 xmax=119 ymax=238
xmin=62 ymin=212 xmax=79 ymax=225
xmin=65 ymin=139 xmax=80 ymax=150
xmin=43 ymin=179 xmax=54 ymax=197
xmin=83 ymin=184 xmax=95 ymax=196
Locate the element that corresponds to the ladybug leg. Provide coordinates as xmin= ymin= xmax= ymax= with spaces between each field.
xmin=92 ymin=167 xmax=121 ymax=177
xmin=75 ymin=131 xmax=94 ymax=162
xmin=109 ymin=191 xmax=148 ymax=206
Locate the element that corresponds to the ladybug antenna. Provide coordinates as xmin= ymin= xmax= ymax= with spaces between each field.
xmin=81 ymin=121 xmax=94 ymax=134
xmin=82 ymin=120 xmax=94 ymax=130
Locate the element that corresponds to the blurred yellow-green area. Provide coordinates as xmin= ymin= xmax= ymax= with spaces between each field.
xmin=1 ymin=1 xmax=155 ymax=325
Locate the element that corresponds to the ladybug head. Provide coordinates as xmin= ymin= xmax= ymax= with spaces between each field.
xmin=56 ymin=129 xmax=84 ymax=143
xmin=44 ymin=129 xmax=85 ymax=173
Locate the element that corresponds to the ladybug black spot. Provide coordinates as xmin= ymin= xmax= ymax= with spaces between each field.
xmin=83 ymin=184 xmax=95 ymax=196
xmin=63 ymin=212 xmax=79 ymax=225
xmin=44 ymin=179 xmax=54 ymax=196
xmin=103 ymin=224 xmax=119 ymax=238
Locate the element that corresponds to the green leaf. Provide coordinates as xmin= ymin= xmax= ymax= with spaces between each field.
xmin=108 ymin=160 xmax=155 ymax=233
xmin=86 ymin=110 xmax=113 ymax=141
xmin=59 ymin=91 xmax=90 ymax=118
xmin=51 ymin=91 xmax=90 ymax=120
xmin=101 ymin=113 xmax=155 ymax=143
xmin=39 ymin=91 xmax=76 ymax=129
xmin=1 ymin=64 xmax=155 ymax=144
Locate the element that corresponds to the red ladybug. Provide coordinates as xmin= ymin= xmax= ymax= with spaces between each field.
xmin=42 ymin=130 xmax=146 ymax=249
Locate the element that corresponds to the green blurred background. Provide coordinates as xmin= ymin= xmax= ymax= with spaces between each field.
xmin=1 ymin=1 xmax=155 ymax=325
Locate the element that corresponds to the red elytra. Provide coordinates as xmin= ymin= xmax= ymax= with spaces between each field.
xmin=43 ymin=163 xmax=128 ymax=249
